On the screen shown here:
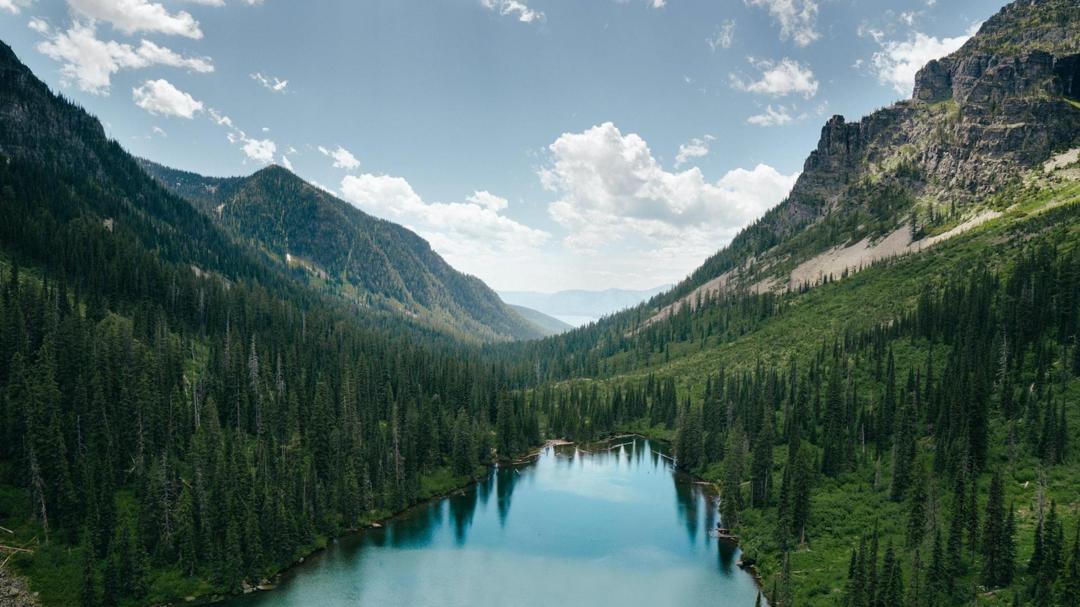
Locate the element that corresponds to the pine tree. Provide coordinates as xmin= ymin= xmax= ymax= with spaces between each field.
xmin=79 ymin=532 xmax=99 ymax=607
xmin=905 ymin=465 xmax=927 ymax=548
xmin=676 ymin=401 xmax=705 ymax=471
xmin=1054 ymin=523 xmax=1080 ymax=607
xmin=981 ymin=471 xmax=1012 ymax=587
xmin=720 ymin=428 xmax=744 ymax=528
xmin=890 ymin=399 xmax=916 ymax=501
xmin=750 ymin=410 xmax=774 ymax=507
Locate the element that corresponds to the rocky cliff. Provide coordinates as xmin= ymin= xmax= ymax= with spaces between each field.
xmin=661 ymin=0 xmax=1080 ymax=310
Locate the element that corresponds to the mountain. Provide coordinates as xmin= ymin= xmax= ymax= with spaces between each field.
xmin=0 ymin=38 xmax=544 ymax=606
xmin=639 ymin=0 xmax=1080 ymax=322
xmin=499 ymin=286 xmax=669 ymax=326
xmin=507 ymin=304 xmax=574 ymax=336
xmin=139 ymin=159 xmax=541 ymax=343
xmin=502 ymin=2 xmax=1080 ymax=604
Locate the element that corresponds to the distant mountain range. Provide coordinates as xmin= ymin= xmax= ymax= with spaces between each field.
xmin=499 ymin=286 xmax=670 ymax=326
xmin=139 ymin=159 xmax=543 ymax=342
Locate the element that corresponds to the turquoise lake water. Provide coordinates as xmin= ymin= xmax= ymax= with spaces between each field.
xmin=221 ymin=439 xmax=762 ymax=606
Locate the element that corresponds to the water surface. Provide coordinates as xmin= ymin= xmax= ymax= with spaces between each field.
xmin=223 ymin=439 xmax=760 ymax=607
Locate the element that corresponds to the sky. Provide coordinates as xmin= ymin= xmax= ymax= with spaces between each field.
xmin=0 ymin=0 xmax=1004 ymax=292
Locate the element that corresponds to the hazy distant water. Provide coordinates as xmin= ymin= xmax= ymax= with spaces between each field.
xmin=222 ymin=440 xmax=761 ymax=607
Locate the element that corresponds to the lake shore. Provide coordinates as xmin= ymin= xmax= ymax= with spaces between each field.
xmin=182 ymin=434 xmax=765 ymax=606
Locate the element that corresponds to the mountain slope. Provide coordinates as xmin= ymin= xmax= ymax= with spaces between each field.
xmin=639 ymin=0 xmax=1080 ymax=321
xmin=0 ymin=38 xmax=545 ymax=607
xmin=508 ymin=304 xmax=573 ymax=336
xmin=502 ymin=2 xmax=1080 ymax=605
xmin=139 ymin=160 xmax=541 ymax=342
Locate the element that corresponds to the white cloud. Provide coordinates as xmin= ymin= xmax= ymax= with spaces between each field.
xmin=251 ymin=72 xmax=288 ymax=93
xmin=207 ymin=108 xmax=278 ymax=165
xmin=0 ymin=0 xmax=31 ymax=14
xmin=151 ymin=125 xmax=167 ymax=137
xmin=674 ymin=135 xmax=714 ymax=167
xmin=708 ymin=19 xmax=736 ymax=51
xmin=745 ymin=0 xmax=819 ymax=47
xmin=480 ymin=0 xmax=543 ymax=23
xmin=869 ymin=24 xmax=977 ymax=95
xmin=280 ymin=154 xmax=293 ymax=170
xmin=132 ymin=79 xmax=203 ymax=118
xmin=33 ymin=21 xmax=212 ymax=94
xmin=747 ymin=104 xmax=793 ymax=126
xmin=731 ymin=57 xmax=818 ymax=98
xmin=242 ymin=138 xmax=276 ymax=164
xmin=318 ymin=145 xmax=361 ymax=171
xmin=466 ymin=190 xmax=509 ymax=211
xmin=339 ymin=174 xmax=549 ymax=274
xmin=67 ymin=0 xmax=203 ymax=39
xmin=182 ymin=0 xmax=264 ymax=5
xmin=539 ymin=122 xmax=797 ymax=256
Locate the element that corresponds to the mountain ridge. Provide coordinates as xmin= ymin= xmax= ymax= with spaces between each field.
xmin=139 ymin=159 xmax=543 ymax=343
xmin=625 ymin=0 xmax=1080 ymax=326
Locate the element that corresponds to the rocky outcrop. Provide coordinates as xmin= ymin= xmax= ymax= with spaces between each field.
xmin=793 ymin=0 xmax=1080 ymax=209
xmin=0 ymin=569 xmax=39 ymax=607
xmin=668 ymin=0 xmax=1080 ymax=304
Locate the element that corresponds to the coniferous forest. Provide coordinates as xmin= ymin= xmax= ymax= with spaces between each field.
xmin=2 ymin=0 xmax=1080 ymax=605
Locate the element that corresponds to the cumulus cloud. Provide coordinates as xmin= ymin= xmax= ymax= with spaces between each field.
xmin=132 ymin=79 xmax=203 ymax=118
xmin=708 ymin=19 xmax=736 ymax=51
xmin=251 ymin=72 xmax=288 ymax=93
xmin=675 ymin=135 xmax=714 ymax=167
xmin=747 ymin=104 xmax=793 ymax=126
xmin=339 ymin=174 xmax=549 ymax=274
xmin=0 ymin=0 xmax=31 ymax=14
xmin=480 ymin=0 xmax=543 ymax=23
xmin=33 ymin=20 xmax=212 ymax=94
xmin=869 ymin=23 xmax=978 ymax=95
xmin=731 ymin=57 xmax=818 ymax=98
xmin=318 ymin=145 xmax=361 ymax=171
xmin=67 ymin=0 xmax=203 ymax=38
xmin=539 ymin=123 xmax=797 ymax=256
xmin=280 ymin=154 xmax=293 ymax=170
xmin=745 ymin=0 xmax=819 ymax=47
xmin=241 ymin=138 xmax=276 ymax=164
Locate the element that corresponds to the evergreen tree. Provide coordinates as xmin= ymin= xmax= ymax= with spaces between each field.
xmin=981 ymin=471 xmax=1013 ymax=587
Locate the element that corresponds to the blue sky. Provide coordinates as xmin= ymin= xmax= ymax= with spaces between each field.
xmin=0 ymin=0 xmax=1002 ymax=291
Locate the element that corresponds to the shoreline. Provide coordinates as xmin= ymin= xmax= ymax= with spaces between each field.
xmin=177 ymin=433 xmax=766 ymax=606
xmin=180 ymin=441 xmax=572 ymax=605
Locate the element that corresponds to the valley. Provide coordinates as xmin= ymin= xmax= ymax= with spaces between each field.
xmin=0 ymin=0 xmax=1079 ymax=606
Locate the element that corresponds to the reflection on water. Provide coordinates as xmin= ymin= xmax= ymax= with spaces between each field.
xmin=222 ymin=439 xmax=760 ymax=607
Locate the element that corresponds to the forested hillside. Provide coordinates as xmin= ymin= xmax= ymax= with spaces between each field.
xmin=490 ymin=1 xmax=1080 ymax=605
xmin=0 ymin=39 xmax=541 ymax=605
xmin=139 ymin=160 xmax=542 ymax=343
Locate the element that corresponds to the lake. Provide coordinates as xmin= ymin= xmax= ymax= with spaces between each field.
xmin=221 ymin=439 xmax=762 ymax=607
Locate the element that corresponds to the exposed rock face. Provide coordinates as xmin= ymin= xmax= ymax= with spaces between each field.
xmin=669 ymin=0 xmax=1080 ymax=303
xmin=789 ymin=0 xmax=1080 ymax=212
